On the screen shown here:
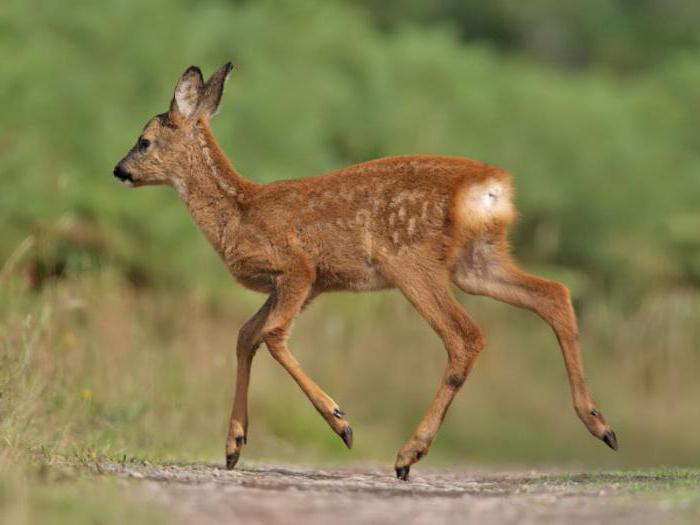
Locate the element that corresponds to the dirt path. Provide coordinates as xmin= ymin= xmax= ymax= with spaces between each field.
xmin=102 ymin=463 xmax=697 ymax=524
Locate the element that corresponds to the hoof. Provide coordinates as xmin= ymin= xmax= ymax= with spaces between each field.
xmin=340 ymin=426 xmax=353 ymax=449
xmin=395 ymin=466 xmax=410 ymax=481
xmin=225 ymin=452 xmax=240 ymax=470
xmin=602 ymin=429 xmax=618 ymax=451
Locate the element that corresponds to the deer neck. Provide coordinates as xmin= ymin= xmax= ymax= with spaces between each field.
xmin=176 ymin=121 xmax=252 ymax=257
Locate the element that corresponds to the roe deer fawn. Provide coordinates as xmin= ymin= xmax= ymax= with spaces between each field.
xmin=113 ymin=63 xmax=617 ymax=480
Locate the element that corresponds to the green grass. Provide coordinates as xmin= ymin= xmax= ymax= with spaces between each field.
xmin=0 ymin=457 xmax=168 ymax=525
xmin=539 ymin=469 xmax=700 ymax=521
xmin=537 ymin=468 xmax=700 ymax=493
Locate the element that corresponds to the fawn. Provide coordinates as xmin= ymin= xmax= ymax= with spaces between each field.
xmin=114 ymin=63 xmax=617 ymax=480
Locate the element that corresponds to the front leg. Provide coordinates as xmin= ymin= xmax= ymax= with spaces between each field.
xmin=225 ymin=269 xmax=352 ymax=470
xmin=225 ymin=296 xmax=273 ymax=469
xmin=262 ymin=271 xmax=354 ymax=449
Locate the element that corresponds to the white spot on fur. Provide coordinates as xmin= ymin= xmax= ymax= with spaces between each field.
xmin=421 ymin=201 xmax=429 ymax=219
xmin=407 ymin=217 xmax=416 ymax=236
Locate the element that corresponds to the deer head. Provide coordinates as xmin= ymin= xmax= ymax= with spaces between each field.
xmin=113 ymin=62 xmax=233 ymax=189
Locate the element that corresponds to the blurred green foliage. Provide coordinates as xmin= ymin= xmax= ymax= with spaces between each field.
xmin=356 ymin=0 xmax=700 ymax=70
xmin=1 ymin=0 xmax=699 ymax=297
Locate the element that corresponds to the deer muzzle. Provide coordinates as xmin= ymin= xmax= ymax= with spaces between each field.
xmin=113 ymin=164 xmax=134 ymax=187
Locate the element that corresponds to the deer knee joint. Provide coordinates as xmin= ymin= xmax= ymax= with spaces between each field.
xmin=446 ymin=373 xmax=466 ymax=389
xmin=263 ymin=325 xmax=288 ymax=349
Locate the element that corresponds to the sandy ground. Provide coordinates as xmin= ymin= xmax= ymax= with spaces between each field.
xmin=102 ymin=463 xmax=696 ymax=525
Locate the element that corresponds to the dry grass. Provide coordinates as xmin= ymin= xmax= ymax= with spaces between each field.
xmin=2 ymin=271 xmax=699 ymax=469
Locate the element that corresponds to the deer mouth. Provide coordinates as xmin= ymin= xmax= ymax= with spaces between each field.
xmin=113 ymin=165 xmax=135 ymax=187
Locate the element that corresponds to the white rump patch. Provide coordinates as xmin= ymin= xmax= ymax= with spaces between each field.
xmin=481 ymin=184 xmax=502 ymax=210
xmin=458 ymin=179 xmax=514 ymax=227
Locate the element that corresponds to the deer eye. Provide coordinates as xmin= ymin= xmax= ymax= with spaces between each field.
xmin=138 ymin=138 xmax=152 ymax=151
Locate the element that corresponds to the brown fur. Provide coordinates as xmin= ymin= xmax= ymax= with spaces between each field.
xmin=114 ymin=64 xmax=616 ymax=480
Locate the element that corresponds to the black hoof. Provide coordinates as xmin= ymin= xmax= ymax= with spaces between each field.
xmin=225 ymin=452 xmax=240 ymax=470
xmin=602 ymin=429 xmax=619 ymax=451
xmin=340 ymin=426 xmax=353 ymax=449
xmin=395 ymin=466 xmax=410 ymax=481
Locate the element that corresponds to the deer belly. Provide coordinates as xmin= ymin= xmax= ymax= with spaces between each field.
xmin=316 ymin=256 xmax=391 ymax=292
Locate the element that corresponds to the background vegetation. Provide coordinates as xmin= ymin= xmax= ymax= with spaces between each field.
xmin=1 ymin=0 xmax=699 ymax=521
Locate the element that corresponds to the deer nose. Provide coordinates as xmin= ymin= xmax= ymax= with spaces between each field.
xmin=113 ymin=164 xmax=133 ymax=184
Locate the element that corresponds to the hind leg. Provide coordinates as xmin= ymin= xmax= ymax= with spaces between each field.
xmin=453 ymin=238 xmax=617 ymax=450
xmin=384 ymin=265 xmax=485 ymax=480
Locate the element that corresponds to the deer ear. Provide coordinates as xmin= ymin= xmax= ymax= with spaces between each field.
xmin=170 ymin=66 xmax=204 ymax=120
xmin=198 ymin=62 xmax=233 ymax=119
